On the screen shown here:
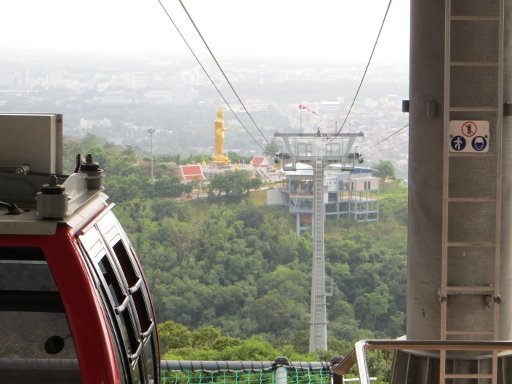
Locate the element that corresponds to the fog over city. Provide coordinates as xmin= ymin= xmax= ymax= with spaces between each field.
xmin=1 ymin=0 xmax=409 ymax=60
xmin=0 ymin=0 xmax=410 ymax=176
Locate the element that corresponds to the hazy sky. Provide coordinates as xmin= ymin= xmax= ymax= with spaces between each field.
xmin=1 ymin=0 xmax=409 ymax=62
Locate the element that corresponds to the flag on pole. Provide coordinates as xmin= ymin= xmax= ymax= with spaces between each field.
xmin=298 ymin=103 xmax=317 ymax=115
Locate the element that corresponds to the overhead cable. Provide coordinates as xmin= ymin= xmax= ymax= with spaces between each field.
xmin=360 ymin=123 xmax=408 ymax=153
xmin=177 ymin=0 xmax=270 ymax=145
xmin=329 ymin=0 xmax=393 ymax=141
xmin=154 ymin=0 xmax=265 ymax=151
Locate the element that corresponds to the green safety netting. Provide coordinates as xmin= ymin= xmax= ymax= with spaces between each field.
xmin=161 ymin=361 xmax=333 ymax=384
xmin=161 ymin=368 xmax=332 ymax=384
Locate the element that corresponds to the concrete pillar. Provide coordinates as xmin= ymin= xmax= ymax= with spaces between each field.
xmin=392 ymin=0 xmax=512 ymax=381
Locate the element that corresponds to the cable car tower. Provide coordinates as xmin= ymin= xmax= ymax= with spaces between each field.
xmin=275 ymin=131 xmax=364 ymax=352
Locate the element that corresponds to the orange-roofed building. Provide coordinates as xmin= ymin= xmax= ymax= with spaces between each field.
xmin=251 ymin=155 xmax=270 ymax=167
xmin=180 ymin=164 xmax=206 ymax=182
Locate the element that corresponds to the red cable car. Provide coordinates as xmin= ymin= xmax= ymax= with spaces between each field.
xmin=0 ymin=114 xmax=160 ymax=383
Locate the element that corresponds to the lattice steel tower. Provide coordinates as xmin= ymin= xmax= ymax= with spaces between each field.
xmin=275 ymin=132 xmax=363 ymax=352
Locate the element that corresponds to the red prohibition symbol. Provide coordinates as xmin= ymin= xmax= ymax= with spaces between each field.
xmin=461 ymin=121 xmax=477 ymax=137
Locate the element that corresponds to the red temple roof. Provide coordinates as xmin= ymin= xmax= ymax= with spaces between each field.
xmin=180 ymin=164 xmax=206 ymax=182
xmin=251 ymin=155 xmax=269 ymax=167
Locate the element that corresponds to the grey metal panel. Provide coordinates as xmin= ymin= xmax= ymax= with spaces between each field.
xmin=450 ymin=21 xmax=499 ymax=62
xmin=446 ymin=297 xmax=494 ymax=334
xmin=447 ymin=247 xmax=495 ymax=286
xmin=447 ymin=202 xmax=496 ymax=243
xmin=450 ymin=66 xmax=499 ymax=108
xmin=448 ymin=157 xmax=497 ymax=198
xmin=451 ymin=0 xmax=500 ymax=16
xmin=0 ymin=114 xmax=60 ymax=174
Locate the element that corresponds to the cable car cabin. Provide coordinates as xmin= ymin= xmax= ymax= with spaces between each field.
xmin=0 ymin=114 xmax=160 ymax=384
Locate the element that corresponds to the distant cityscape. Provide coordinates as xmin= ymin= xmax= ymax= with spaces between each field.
xmin=0 ymin=52 xmax=409 ymax=177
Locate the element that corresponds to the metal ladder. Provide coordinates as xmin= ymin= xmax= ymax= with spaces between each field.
xmin=440 ymin=0 xmax=504 ymax=382
xmin=309 ymin=155 xmax=327 ymax=352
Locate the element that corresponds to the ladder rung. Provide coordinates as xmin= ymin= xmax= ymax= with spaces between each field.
xmin=450 ymin=15 xmax=499 ymax=21
xmin=448 ymin=152 xmax=497 ymax=159
xmin=446 ymin=286 xmax=494 ymax=295
xmin=448 ymin=197 xmax=496 ymax=203
xmin=449 ymin=107 xmax=498 ymax=112
xmin=445 ymin=373 xmax=493 ymax=379
xmin=446 ymin=330 xmax=494 ymax=336
xmin=447 ymin=242 xmax=495 ymax=247
xmin=451 ymin=61 xmax=499 ymax=67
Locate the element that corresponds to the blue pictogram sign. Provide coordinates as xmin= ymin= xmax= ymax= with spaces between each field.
xmin=471 ymin=136 xmax=487 ymax=151
xmin=449 ymin=120 xmax=489 ymax=153
xmin=451 ymin=135 xmax=466 ymax=151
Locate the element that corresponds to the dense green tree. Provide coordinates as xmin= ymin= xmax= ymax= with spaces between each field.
xmin=373 ymin=160 xmax=396 ymax=180
xmin=63 ymin=136 xmax=408 ymax=363
xmin=159 ymin=320 xmax=193 ymax=353
xmin=154 ymin=176 xmax=185 ymax=198
xmin=263 ymin=139 xmax=280 ymax=157
xmin=208 ymin=170 xmax=262 ymax=198
xmin=192 ymin=326 xmax=222 ymax=349
xmin=220 ymin=336 xmax=278 ymax=360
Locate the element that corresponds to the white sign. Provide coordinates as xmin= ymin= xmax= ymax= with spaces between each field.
xmin=449 ymin=120 xmax=490 ymax=153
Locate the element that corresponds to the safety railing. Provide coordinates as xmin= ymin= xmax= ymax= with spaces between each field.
xmin=161 ymin=358 xmax=371 ymax=384
xmin=332 ymin=339 xmax=512 ymax=384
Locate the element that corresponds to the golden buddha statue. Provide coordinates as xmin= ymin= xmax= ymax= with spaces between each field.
xmin=211 ymin=108 xmax=230 ymax=164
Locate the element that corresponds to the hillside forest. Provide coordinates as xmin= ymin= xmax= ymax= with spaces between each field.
xmin=64 ymin=134 xmax=408 ymax=362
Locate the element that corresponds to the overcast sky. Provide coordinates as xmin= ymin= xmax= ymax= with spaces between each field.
xmin=0 ymin=0 xmax=409 ymax=62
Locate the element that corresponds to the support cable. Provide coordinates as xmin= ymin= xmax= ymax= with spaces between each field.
xmin=329 ymin=0 xmax=393 ymax=142
xmin=154 ymin=0 xmax=265 ymax=151
xmin=176 ymin=0 xmax=271 ymax=145
xmin=360 ymin=123 xmax=408 ymax=153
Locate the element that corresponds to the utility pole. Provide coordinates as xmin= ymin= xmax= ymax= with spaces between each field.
xmin=148 ymin=127 xmax=156 ymax=180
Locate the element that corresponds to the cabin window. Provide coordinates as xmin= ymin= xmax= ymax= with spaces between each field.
xmin=111 ymin=239 xmax=157 ymax=382
xmin=112 ymin=241 xmax=152 ymax=335
xmin=142 ymin=339 xmax=156 ymax=382
xmin=96 ymin=255 xmax=140 ymax=355
xmin=0 ymin=246 xmax=81 ymax=382
xmin=82 ymin=212 xmax=159 ymax=384
xmin=113 ymin=241 xmax=138 ymax=287
xmin=297 ymin=143 xmax=312 ymax=156
xmin=326 ymin=143 xmax=340 ymax=157
xmin=133 ymin=288 xmax=151 ymax=333
xmin=98 ymin=256 xmax=125 ymax=306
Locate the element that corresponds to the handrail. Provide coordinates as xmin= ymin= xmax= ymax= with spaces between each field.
xmin=332 ymin=339 xmax=512 ymax=383
xmin=161 ymin=359 xmax=332 ymax=373
xmin=355 ymin=341 xmax=371 ymax=384
xmin=162 ymin=359 xmax=376 ymax=384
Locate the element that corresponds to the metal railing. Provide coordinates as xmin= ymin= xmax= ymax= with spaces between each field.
xmin=332 ymin=339 xmax=512 ymax=384
xmin=162 ymin=358 xmax=333 ymax=384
